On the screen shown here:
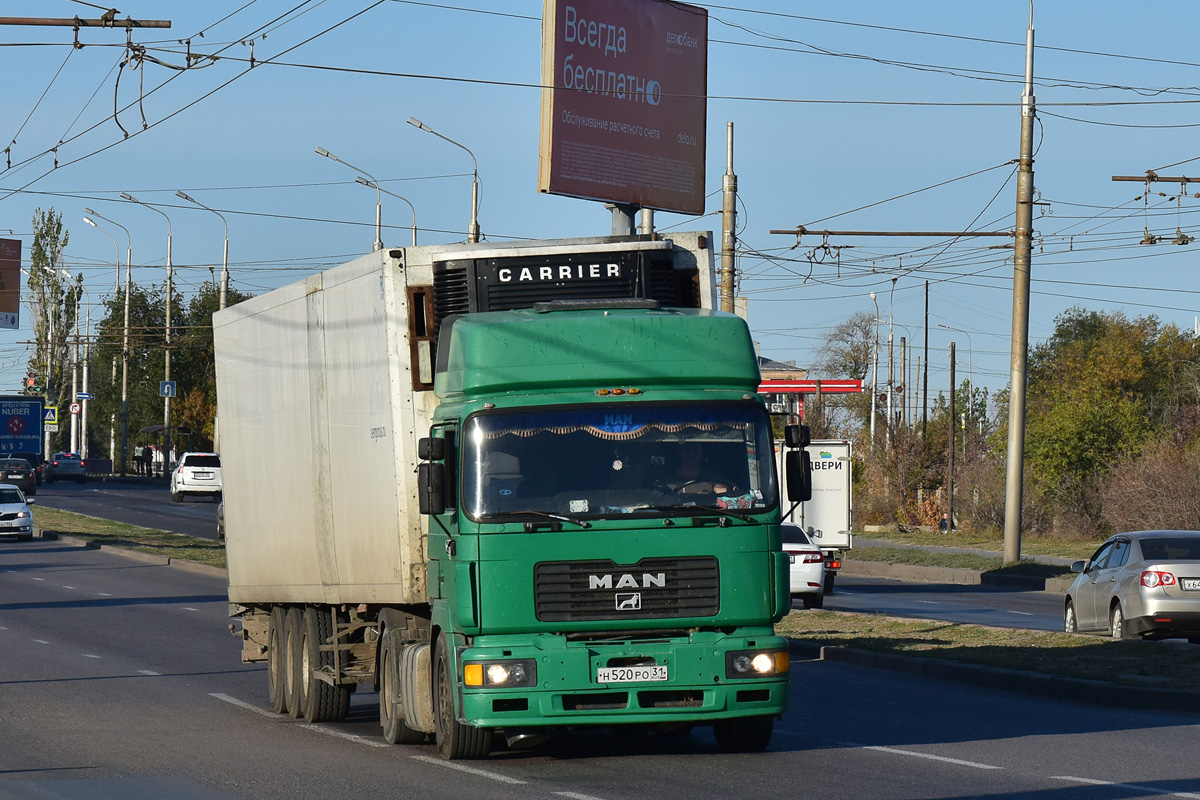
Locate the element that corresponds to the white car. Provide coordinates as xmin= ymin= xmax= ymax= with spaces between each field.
xmin=783 ymin=523 xmax=826 ymax=609
xmin=0 ymin=483 xmax=35 ymax=541
xmin=171 ymin=452 xmax=222 ymax=502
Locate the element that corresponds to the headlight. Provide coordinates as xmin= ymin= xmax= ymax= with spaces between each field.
xmin=726 ymin=649 xmax=789 ymax=679
xmin=462 ymin=659 xmax=537 ymax=688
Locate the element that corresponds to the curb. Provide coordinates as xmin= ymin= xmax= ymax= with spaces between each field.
xmin=39 ymin=531 xmax=228 ymax=579
xmin=787 ymin=638 xmax=1200 ymax=714
xmin=838 ymin=559 xmax=1075 ymax=594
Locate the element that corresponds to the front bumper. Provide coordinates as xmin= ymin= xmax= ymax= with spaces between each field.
xmin=456 ymin=630 xmax=789 ymax=729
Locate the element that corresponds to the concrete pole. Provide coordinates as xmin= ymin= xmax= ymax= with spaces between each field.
xmin=1003 ymin=4 xmax=1036 ymax=565
xmin=720 ymin=122 xmax=737 ymax=313
xmin=869 ymin=292 xmax=879 ymax=444
xmin=948 ymin=342 xmax=956 ymax=531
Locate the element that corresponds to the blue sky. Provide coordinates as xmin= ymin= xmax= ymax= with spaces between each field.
xmin=4 ymin=1 xmax=1200 ymax=405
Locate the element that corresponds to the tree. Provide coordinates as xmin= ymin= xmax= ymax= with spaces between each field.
xmin=810 ymin=311 xmax=875 ymax=436
xmin=26 ymin=208 xmax=82 ymax=452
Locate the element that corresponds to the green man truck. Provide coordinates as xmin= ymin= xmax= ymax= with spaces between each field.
xmin=214 ymin=233 xmax=808 ymax=759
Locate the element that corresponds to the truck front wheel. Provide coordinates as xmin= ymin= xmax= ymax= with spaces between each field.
xmin=433 ymin=636 xmax=491 ymax=760
xmin=713 ymin=715 xmax=774 ymax=752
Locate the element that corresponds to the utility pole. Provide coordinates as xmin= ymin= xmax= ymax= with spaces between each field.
xmin=923 ymin=281 xmax=929 ymax=438
xmin=1003 ymin=3 xmax=1036 ymax=566
xmin=720 ymin=122 xmax=737 ymax=313
xmin=948 ymin=342 xmax=956 ymax=532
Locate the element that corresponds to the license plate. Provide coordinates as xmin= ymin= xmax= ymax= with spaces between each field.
xmin=1182 ymin=578 xmax=1200 ymax=591
xmin=194 ymin=472 xmax=213 ymax=479
xmin=597 ymin=665 xmax=668 ymax=683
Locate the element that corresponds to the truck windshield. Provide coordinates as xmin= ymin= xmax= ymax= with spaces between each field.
xmin=462 ymin=403 xmax=777 ymax=522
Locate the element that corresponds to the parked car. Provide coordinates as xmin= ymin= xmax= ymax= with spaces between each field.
xmin=1065 ymin=530 xmax=1200 ymax=642
xmin=44 ymin=452 xmax=85 ymax=484
xmin=0 ymin=458 xmax=36 ymax=496
xmin=0 ymin=483 xmax=36 ymax=541
xmin=782 ymin=523 xmax=826 ymax=609
xmin=170 ymin=452 xmax=222 ymax=502
xmin=5 ymin=452 xmax=43 ymax=485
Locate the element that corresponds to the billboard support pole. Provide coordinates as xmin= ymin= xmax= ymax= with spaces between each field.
xmin=606 ymin=203 xmax=638 ymax=236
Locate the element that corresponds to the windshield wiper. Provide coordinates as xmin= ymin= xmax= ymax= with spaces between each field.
xmin=505 ymin=510 xmax=591 ymax=529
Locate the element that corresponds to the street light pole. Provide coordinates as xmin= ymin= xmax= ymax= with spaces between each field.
xmin=84 ymin=207 xmax=132 ymax=475
xmin=887 ymin=277 xmax=898 ymax=448
xmin=315 ymin=147 xmax=383 ymax=252
xmin=869 ymin=292 xmax=879 ymax=444
xmin=121 ymin=192 xmax=173 ymax=477
xmin=175 ymin=191 xmax=229 ymax=310
xmin=406 ymin=117 xmax=480 ymax=243
xmin=355 ymin=177 xmax=418 ymax=246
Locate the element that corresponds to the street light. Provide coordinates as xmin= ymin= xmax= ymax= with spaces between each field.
xmin=84 ymin=207 xmax=133 ymax=476
xmin=937 ymin=323 xmax=974 ymax=396
xmin=121 ymin=192 xmax=174 ymax=477
xmin=887 ymin=276 xmax=898 ymax=449
xmin=175 ymin=191 xmax=229 ymax=310
xmin=406 ymin=117 xmax=480 ymax=243
xmin=355 ymin=176 xmax=417 ymax=246
xmin=315 ymin=147 xmax=382 ymax=252
xmin=58 ymin=270 xmax=89 ymax=457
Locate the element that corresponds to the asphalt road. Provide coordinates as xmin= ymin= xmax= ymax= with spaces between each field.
xmin=820 ymin=573 xmax=1068 ymax=632
xmin=3 ymin=538 xmax=1200 ymax=799
xmin=31 ymin=477 xmax=220 ymax=540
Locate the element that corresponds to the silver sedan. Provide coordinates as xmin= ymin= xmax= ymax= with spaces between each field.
xmin=1065 ymin=530 xmax=1200 ymax=642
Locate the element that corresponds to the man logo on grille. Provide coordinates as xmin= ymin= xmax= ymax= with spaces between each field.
xmin=615 ymin=593 xmax=642 ymax=611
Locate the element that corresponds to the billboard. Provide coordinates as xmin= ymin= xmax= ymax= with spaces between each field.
xmin=539 ymin=0 xmax=708 ymax=215
xmin=0 ymin=238 xmax=19 ymax=330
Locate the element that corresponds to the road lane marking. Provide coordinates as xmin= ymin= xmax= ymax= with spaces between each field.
xmin=1006 ymin=610 xmax=1033 ymax=616
xmin=555 ymin=793 xmax=608 ymax=800
xmin=854 ymin=744 xmax=1001 ymax=770
xmin=138 ymin=670 xmax=160 ymax=676
xmin=33 ymin=639 xmax=51 ymax=645
xmin=1052 ymin=776 xmax=1200 ymax=798
xmin=62 ymin=585 xmax=76 ymax=590
xmin=409 ymin=754 xmax=526 ymax=784
xmin=183 ymin=607 xmax=200 ymax=612
xmin=209 ymin=693 xmax=388 ymax=748
xmin=83 ymin=654 xmax=102 ymax=659
xmin=916 ymin=600 xmax=940 ymax=605
xmin=97 ymin=592 xmax=113 ymax=597
xmin=31 ymin=577 xmax=44 ymax=581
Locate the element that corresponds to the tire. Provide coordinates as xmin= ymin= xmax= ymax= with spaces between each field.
xmin=301 ymin=607 xmax=350 ymax=723
xmin=286 ymin=607 xmax=305 ymax=719
xmin=267 ymin=607 xmax=289 ymax=713
xmin=1110 ymin=603 xmax=1134 ymax=640
xmin=713 ymin=715 xmax=774 ymax=753
xmin=434 ymin=636 xmax=491 ymax=760
xmin=802 ymin=593 xmax=824 ymax=610
xmin=76 ymin=477 xmax=84 ymax=484
xmin=1064 ymin=601 xmax=1078 ymax=634
xmin=379 ymin=631 xmax=426 ymax=744
xmin=171 ymin=491 xmax=182 ymax=503
xmin=824 ymin=573 xmax=835 ymax=595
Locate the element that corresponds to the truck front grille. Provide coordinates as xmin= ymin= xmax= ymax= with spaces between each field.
xmin=534 ymin=556 xmax=719 ymax=622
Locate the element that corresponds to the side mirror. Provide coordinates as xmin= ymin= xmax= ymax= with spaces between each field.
xmin=418 ymin=437 xmax=446 ymax=461
xmin=784 ymin=450 xmax=812 ymax=503
xmin=1070 ymin=560 xmax=1086 ymax=574
xmin=784 ymin=424 xmax=811 ymax=449
xmin=417 ymin=463 xmax=446 ymax=515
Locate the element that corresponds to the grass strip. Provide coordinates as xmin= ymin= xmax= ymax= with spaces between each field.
xmin=35 ymin=506 xmax=227 ymax=569
xmin=860 ymin=529 xmax=1097 ymax=560
xmin=847 ymin=547 xmax=1075 ymax=580
xmin=778 ymin=610 xmax=1200 ymax=691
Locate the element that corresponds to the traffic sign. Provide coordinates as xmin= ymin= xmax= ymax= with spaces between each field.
xmin=160 ymin=381 xmax=177 ymax=398
xmin=76 ymin=392 xmax=92 ymax=400
xmin=44 ymin=407 xmax=57 ymax=424
xmin=69 ymin=402 xmax=81 ymax=415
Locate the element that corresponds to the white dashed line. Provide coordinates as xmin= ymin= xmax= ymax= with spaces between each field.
xmin=62 ymin=585 xmax=76 ymax=590
xmin=97 ymin=592 xmax=113 ymax=597
xmin=83 ymin=654 xmax=102 ymax=659
xmin=183 ymin=607 xmax=200 ymax=612
xmin=860 ymin=744 xmax=1002 ymax=770
xmin=209 ymin=693 xmax=388 ymax=748
xmin=1006 ymin=610 xmax=1033 ymax=616
xmin=138 ymin=670 xmax=160 ymax=676
xmin=1053 ymin=776 xmax=1200 ymax=798
xmin=31 ymin=577 xmax=44 ymax=582
xmin=33 ymin=639 xmax=51 ymax=645
xmin=554 ymin=793 xmax=608 ymax=800
xmin=915 ymin=600 xmax=940 ymax=605
xmin=409 ymin=754 xmax=526 ymax=784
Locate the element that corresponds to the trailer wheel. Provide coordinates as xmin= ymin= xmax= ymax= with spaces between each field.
xmin=713 ymin=715 xmax=774 ymax=753
xmin=379 ymin=631 xmax=426 ymax=744
xmin=824 ymin=573 xmax=836 ymax=594
xmin=434 ymin=636 xmax=491 ymax=760
xmin=285 ymin=607 xmax=305 ymax=719
xmin=302 ymin=607 xmax=350 ymax=723
xmin=267 ymin=606 xmax=288 ymax=713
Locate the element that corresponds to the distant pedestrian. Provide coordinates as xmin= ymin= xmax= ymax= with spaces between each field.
xmin=938 ymin=513 xmax=950 ymax=534
xmin=142 ymin=444 xmax=154 ymax=477
xmin=133 ymin=444 xmax=144 ymax=476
